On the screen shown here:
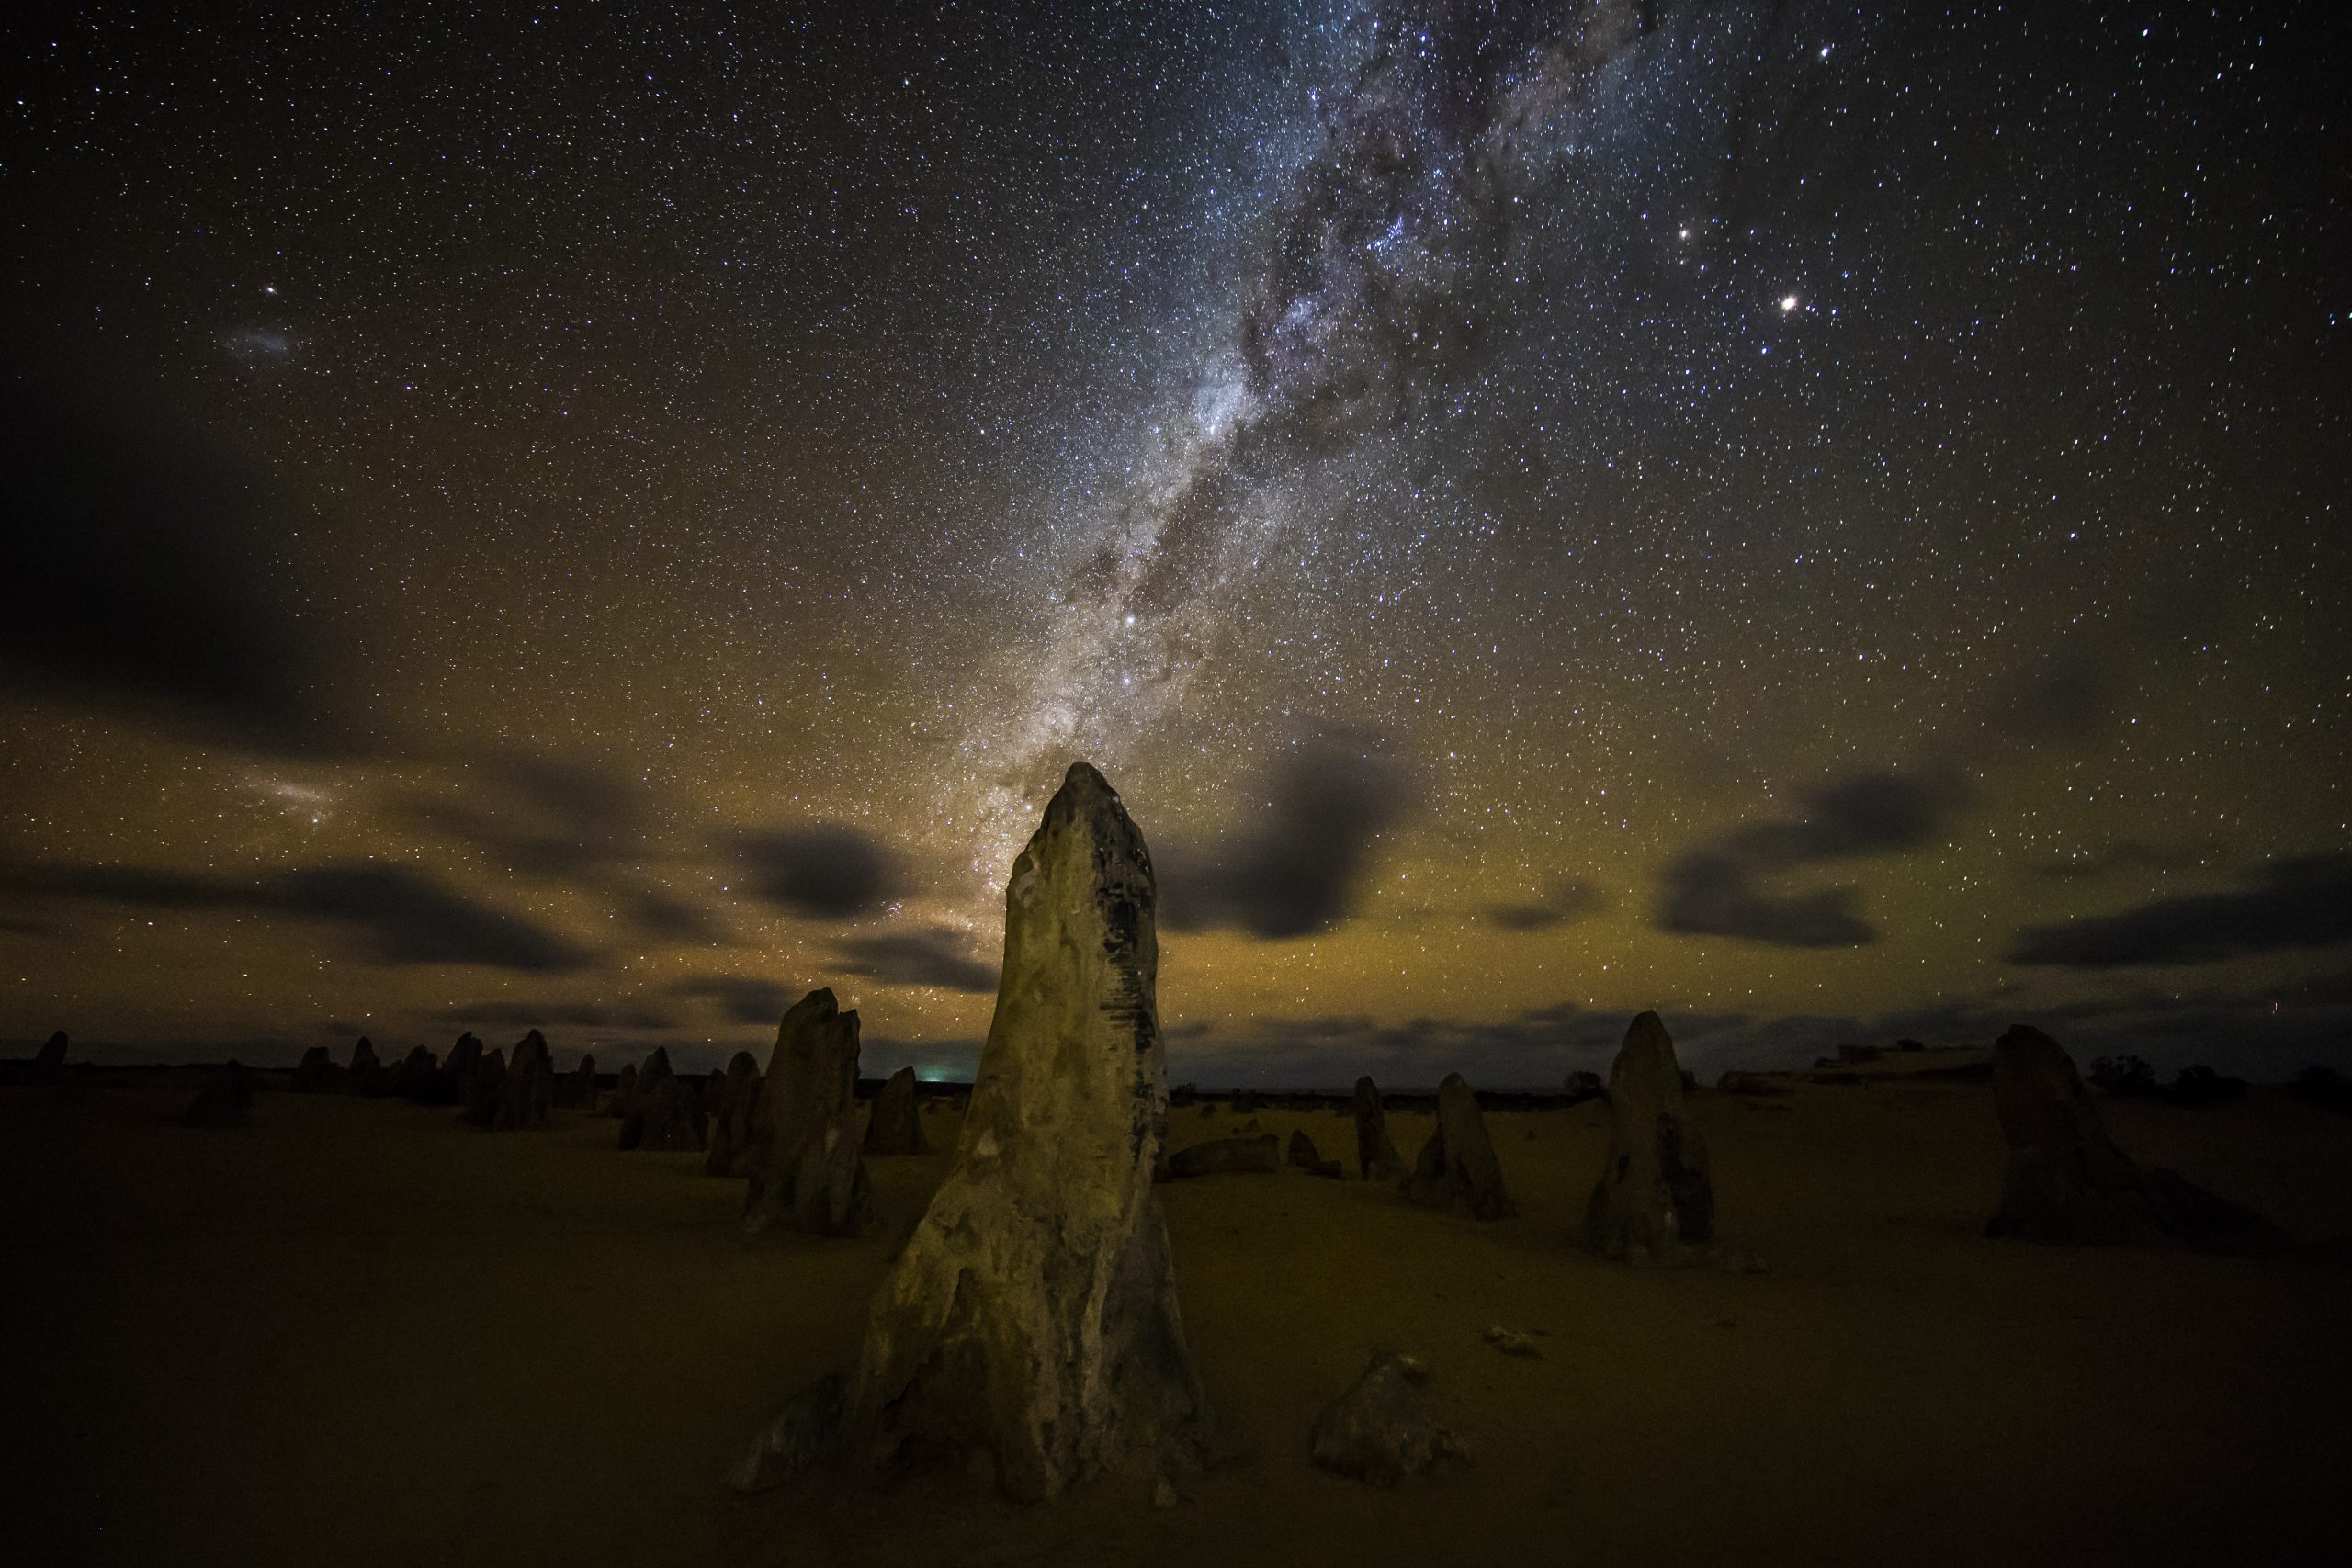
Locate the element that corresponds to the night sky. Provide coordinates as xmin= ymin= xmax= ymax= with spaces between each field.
xmin=4 ymin=1 xmax=2344 ymax=1083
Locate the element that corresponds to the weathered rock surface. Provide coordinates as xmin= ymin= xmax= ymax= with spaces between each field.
xmin=31 ymin=1030 xmax=68 ymax=1086
xmin=291 ymin=1045 xmax=340 ymax=1093
xmin=1166 ymin=1134 xmax=1280 ymax=1179
xmin=1286 ymin=1129 xmax=1343 ymax=1179
xmin=1351 ymin=1077 xmax=1407 ymax=1181
xmin=1400 ymin=1074 xmax=1515 ymax=1219
xmin=488 ymin=1030 xmax=555 ymax=1130
xmin=734 ymin=762 xmax=1217 ymax=1503
xmin=740 ymin=989 xmax=872 ymax=1235
xmin=458 ymin=1047 xmax=509 ymax=1127
xmin=629 ymin=1074 xmax=707 ymax=1152
xmin=443 ymin=1033 xmax=485 ymax=1105
xmin=1585 ymin=1012 xmax=1716 ymax=1261
xmin=348 ymin=1037 xmax=382 ymax=1093
xmin=559 ymin=1053 xmax=598 ymax=1110
xmin=703 ymin=1050 xmax=763 ymax=1176
xmin=185 ymin=1060 xmax=256 ymax=1127
xmin=1987 ymin=1023 xmax=2278 ymax=1249
xmin=390 ymin=1046 xmax=438 ymax=1100
xmin=864 ymin=1065 xmax=929 ymax=1156
xmin=1309 ymin=1352 xmax=1464 ymax=1487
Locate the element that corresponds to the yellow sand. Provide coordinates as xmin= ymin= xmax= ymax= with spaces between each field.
xmin=5 ymin=1080 xmax=2348 ymax=1566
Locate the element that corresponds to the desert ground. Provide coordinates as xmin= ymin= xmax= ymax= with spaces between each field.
xmin=6 ymin=1066 xmax=2350 ymax=1567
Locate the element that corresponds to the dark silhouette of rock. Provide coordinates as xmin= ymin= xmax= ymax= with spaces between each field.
xmin=31 ymin=1030 xmax=68 ymax=1086
xmin=704 ymin=1050 xmax=763 ymax=1176
xmin=1309 ymin=1351 xmax=1464 ymax=1487
xmin=1400 ymin=1074 xmax=1515 ymax=1219
xmin=184 ymin=1060 xmax=255 ymax=1127
xmin=484 ymin=1030 xmax=554 ymax=1130
xmin=864 ymin=1066 xmax=929 ymax=1156
xmin=1233 ymin=1089 xmax=1260 ymax=1116
xmin=628 ymin=1073 xmax=707 ymax=1151
xmin=291 ymin=1044 xmax=340 ymax=1093
xmin=1585 ymin=1012 xmax=1736 ymax=1265
xmin=458 ymin=1046 xmax=509 ymax=1127
xmin=1715 ymin=1070 xmax=1791 ymax=1097
xmin=2289 ymin=1065 xmax=2352 ymax=1116
xmin=1562 ymin=1069 xmax=1605 ymax=1105
xmin=733 ymin=763 xmax=1217 ymax=1502
xmin=390 ymin=1045 xmax=437 ymax=1100
xmin=559 ymin=1053 xmax=597 ymax=1110
xmin=1351 ymin=1077 xmax=1407 ymax=1181
xmin=605 ymin=1062 xmax=637 ymax=1117
xmin=1286 ymin=1129 xmax=1342 ymax=1178
xmin=1987 ymin=1024 xmax=2278 ymax=1249
xmin=444 ymin=1032 xmax=484 ymax=1100
xmin=348 ymin=1037 xmax=382 ymax=1093
xmin=1166 ymin=1134 xmax=1280 ymax=1178
xmin=741 ymin=989 xmax=872 ymax=1235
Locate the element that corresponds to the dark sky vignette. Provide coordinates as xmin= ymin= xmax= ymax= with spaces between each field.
xmin=1 ymin=0 xmax=2345 ymax=1081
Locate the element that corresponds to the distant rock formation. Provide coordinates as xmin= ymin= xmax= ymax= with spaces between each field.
xmin=631 ymin=1073 xmax=707 ymax=1152
xmin=431 ymin=1032 xmax=483 ymax=1107
xmin=732 ymin=763 xmax=1217 ymax=1502
xmin=1987 ymin=1023 xmax=2277 ymax=1249
xmin=605 ymin=1062 xmax=637 ymax=1117
xmin=484 ymin=1030 xmax=554 ymax=1130
xmin=1286 ymin=1129 xmax=1343 ymax=1179
xmin=1400 ymin=1074 xmax=1515 ymax=1219
xmin=458 ymin=1046 xmax=509 ymax=1127
xmin=185 ymin=1060 xmax=256 ymax=1127
xmin=391 ymin=1046 xmax=438 ymax=1100
xmin=703 ymin=1050 xmax=763 ymax=1176
xmin=1715 ymin=1070 xmax=1790 ymax=1097
xmin=291 ymin=1045 xmax=340 ymax=1094
xmin=559 ymin=1053 xmax=597 ymax=1111
xmin=1166 ymin=1134 xmax=1280 ymax=1178
xmin=741 ymin=989 xmax=873 ymax=1235
xmin=348 ymin=1037 xmax=382 ymax=1093
xmin=31 ymin=1030 xmax=68 ymax=1086
xmin=1309 ymin=1351 xmax=1464 ymax=1486
xmin=1351 ymin=1077 xmax=1407 ymax=1181
xmin=1584 ymin=1012 xmax=1730 ymax=1265
xmin=864 ymin=1066 xmax=929 ymax=1156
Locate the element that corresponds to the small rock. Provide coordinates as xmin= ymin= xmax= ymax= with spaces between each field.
xmin=1481 ymin=1326 xmax=1542 ymax=1359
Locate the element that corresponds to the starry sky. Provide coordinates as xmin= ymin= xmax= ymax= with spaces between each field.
xmin=3 ymin=0 xmax=2345 ymax=1084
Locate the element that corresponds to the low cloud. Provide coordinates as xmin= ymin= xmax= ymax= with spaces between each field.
xmin=1485 ymin=878 xmax=1606 ymax=931
xmin=0 ymin=858 xmax=589 ymax=973
xmin=2008 ymin=854 xmax=2352 ymax=968
xmin=1161 ymin=733 xmax=1415 ymax=940
xmin=831 ymin=927 xmax=997 ymax=994
xmin=1656 ymin=768 xmax=1967 ymax=949
xmin=735 ymin=824 xmax=899 ymax=919
xmin=668 ymin=974 xmax=799 ymax=1025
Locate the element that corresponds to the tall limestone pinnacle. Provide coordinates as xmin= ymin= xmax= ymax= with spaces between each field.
xmin=733 ymin=761 xmax=1218 ymax=1502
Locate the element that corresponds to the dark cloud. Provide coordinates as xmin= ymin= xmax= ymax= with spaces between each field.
xmin=2007 ymin=854 xmax=2352 ymax=969
xmin=1656 ymin=768 xmax=1968 ymax=948
xmin=617 ymin=886 xmax=723 ymax=944
xmin=436 ymin=998 xmax=673 ymax=1031
xmin=831 ymin=926 xmax=997 ymax=994
xmin=1161 ymin=735 xmax=1415 ymax=940
xmin=734 ymin=824 xmax=899 ymax=919
xmin=668 ymin=974 xmax=798 ymax=1026
xmin=1485 ymin=877 xmax=1606 ymax=931
xmin=2032 ymin=838 xmax=2220 ymax=882
xmin=0 ymin=363 xmax=352 ymax=755
xmin=0 ymin=858 xmax=588 ymax=973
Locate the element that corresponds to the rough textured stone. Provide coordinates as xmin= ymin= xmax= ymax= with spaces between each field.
xmin=488 ymin=1030 xmax=555 ymax=1130
xmin=291 ymin=1045 xmax=340 ymax=1093
xmin=1166 ymin=1134 xmax=1280 ymax=1179
xmin=559 ymin=1052 xmax=597 ymax=1110
xmin=1286 ymin=1130 xmax=1344 ymax=1179
xmin=1987 ymin=1023 xmax=2278 ymax=1249
xmin=31 ymin=1031 xmax=68 ymax=1086
xmin=1400 ymin=1074 xmax=1515 ymax=1219
xmin=1582 ymin=1011 xmax=1748 ymax=1267
xmin=741 ymin=989 xmax=873 ymax=1235
xmin=1351 ymin=1077 xmax=1407 ymax=1181
xmin=628 ymin=1073 xmax=707 ymax=1151
xmin=347 ymin=1037 xmax=382 ymax=1093
xmin=864 ymin=1066 xmax=929 ymax=1156
xmin=1308 ymin=1352 xmax=1464 ymax=1487
xmin=457 ymin=1047 xmax=509 ymax=1127
xmin=390 ymin=1046 xmax=438 ymax=1100
xmin=703 ymin=1050 xmax=763 ymax=1176
xmin=734 ymin=762 xmax=1217 ymax=1502
xmin=443 ymin=1033 xmax=485 ymax=1104
xmin=184 ymin=1060 xmax=256 ymax=1127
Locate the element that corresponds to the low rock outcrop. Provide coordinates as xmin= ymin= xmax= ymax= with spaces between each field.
xmin=1166 ymin=1134 xmax=1280 ymax=1179
xmin=1309 ymin=1352 xmax=1464 ymax=1487
xmin=1400 ymin=1075 xmax=1515 ymax=1219
xmin=1351 ymin=1077 xmax=1407 ymax=1181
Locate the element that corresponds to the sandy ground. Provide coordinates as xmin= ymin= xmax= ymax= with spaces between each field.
xmin=5 ymin=1077 xmax=2350 ymax=1567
